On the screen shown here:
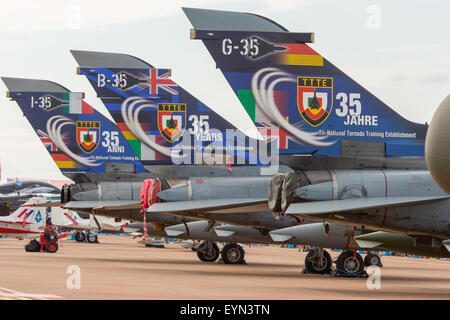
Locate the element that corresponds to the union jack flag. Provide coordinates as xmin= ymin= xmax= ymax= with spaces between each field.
xmin=256 ymin=121 xmax=289 ymax=149
xmin=37 ymin=130 xmax=69 ymax=152
xmin=147 ymin=69 xmax=178 ymax=95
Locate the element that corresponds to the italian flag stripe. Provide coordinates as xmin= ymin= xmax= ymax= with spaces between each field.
xmin=237 ymin=89 xmax=256 ymax=121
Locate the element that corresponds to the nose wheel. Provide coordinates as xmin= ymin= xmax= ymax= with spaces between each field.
xmin=364 ymin=253 xmax=383 ymax=267
xmin=86 ymin=231 xmax=98 ymax=243
xmin=75 ymin=232 xmax=86 ymax=242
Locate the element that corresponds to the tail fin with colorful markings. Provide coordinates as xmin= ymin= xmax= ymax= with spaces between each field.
xmin=2 ymin=77 xmax=146 ymax=179
xmin=183 ymin=7 xmax=427 ymax=159
xmin=1 ymin=197 xmax=47 ymax=237
xmin=71 ymin=50 xmax=273 ymax=168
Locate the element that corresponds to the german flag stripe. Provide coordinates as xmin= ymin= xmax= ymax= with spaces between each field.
xmin=51 ymin=154 xmax=72 ymax=161
xmin=117 ymin=122 xmax=152 ymax=131
xmin=281 ymin=43 xmax=319 ymax=55
xmin=277 ymin=43 xmax=323 ymax=66
xmin=51 ymin=154 xmax=78 ymax=168
xmin=55 ymin=161 xmax=78 ymax=168
xmin=116 ymin=122 xmax=129 ymax=131
xmin=278 ymin=54 xmax=323 ymax=66
xmin=122 ymin=131 xmax=137 ymax=140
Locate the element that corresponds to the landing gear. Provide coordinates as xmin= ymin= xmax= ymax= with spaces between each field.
xmin=196 ymin=241 xmax=220 ymax=262
xmin=304 ymin=248 xmax=332 ymax=274
xmin=75 ymin=231 xmax=99 ymax=243
xmin=300 ymin=249 xmax=375 ymax=278
xmin=75 ymin=232 xmax=86 ymax=242
xmin=364 ymin=253 xmax=383 ymax=267
xmin=221 ymin=243 xmax=245 ymax=264
xmin=25 ymin=239 xmax=40 ymax=252
xmin=86 ymin=231 xmax=98 ymax=243
xmin=335 ymin=250 xmax=365 ymax=276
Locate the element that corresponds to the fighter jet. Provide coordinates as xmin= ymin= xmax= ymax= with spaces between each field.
xmin=174 ymin=7 xmax=450 ymax=274
xmin=0 ymin=179 xmax=60 ymax=212
xmin=2 ymin=77 xmax=203 ymax=230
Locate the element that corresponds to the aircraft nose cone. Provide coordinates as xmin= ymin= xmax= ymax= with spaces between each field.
xmin=426 ymin=94 xmax=450 ymax=194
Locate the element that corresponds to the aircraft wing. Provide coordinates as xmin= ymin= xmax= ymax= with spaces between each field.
xmin=0 ymin=220 xmax=33 ymax=225
xmin=147 ymin=198 xmax=268 ymax=217
xmin=285 ymin=196 xmax=449 ymax=217
xmin=63 ymin=200 xmax=141 ymax=211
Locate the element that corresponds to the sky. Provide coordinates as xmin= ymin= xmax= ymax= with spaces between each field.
xmin=0 ymin=0 xmax=448 ymax=182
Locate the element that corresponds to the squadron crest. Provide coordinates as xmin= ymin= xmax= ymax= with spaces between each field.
xmin=297 ymin=76 xmax=333 ymax=127
xmin=157 ymin=103 xmax=186 ymax=143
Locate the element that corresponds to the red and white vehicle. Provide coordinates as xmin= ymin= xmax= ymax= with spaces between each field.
xmin=0 ymin=197 xmax=73 ymax=253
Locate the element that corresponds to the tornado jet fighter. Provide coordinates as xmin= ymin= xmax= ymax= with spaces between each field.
xmin=279 ymin=170 xmax=450 ymax=257
xmin=2 ymin=77 xmax=204 ymax=230
xmin=176 ymin=7 xmax=450 ymax=274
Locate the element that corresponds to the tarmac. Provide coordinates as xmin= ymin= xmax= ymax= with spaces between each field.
xmin=0 ymin=235 xmax=449 ymax=300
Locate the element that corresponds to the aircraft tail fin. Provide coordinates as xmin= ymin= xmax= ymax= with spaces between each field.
xmin=2 ymin=77 xmax=146 ymax=177
xmin=8 ymin=197 xmax=47 ymax=229
xmin=71 ymin=50 xmax=271 ymax=167
xmin=184 ymin=7 xmax=427 ymax=158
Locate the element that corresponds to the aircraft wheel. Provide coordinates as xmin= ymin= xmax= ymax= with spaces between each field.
xmin=364 ymin=253 xmax=382 ymax=267
xmin=336 ymin=250 xmax=364 ymax=275
xmin=45 ymin=241 xmax=59 ymax=253
xmin=25 ymin=239 xmax=40 ymax=252
xmin=304 ymin=248 xmax=332 ymax=274
xmin=221 ymin=243 xmax=245 ymax=264
xmin=75 ymin=232 xmax=86 ymax=242
xmin=196 ymin=242 xmax=219 ymax=262
xmin=87 ymin=232 xmax=98 ymax=243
